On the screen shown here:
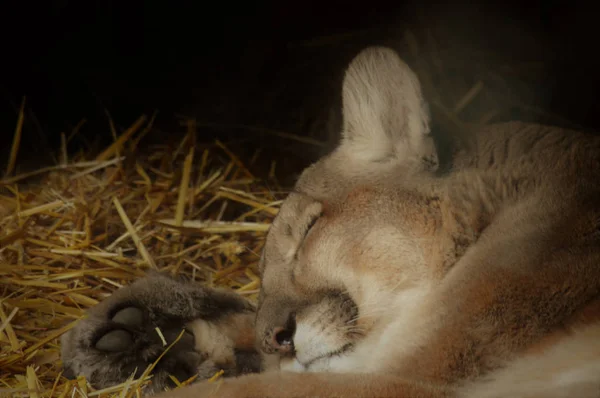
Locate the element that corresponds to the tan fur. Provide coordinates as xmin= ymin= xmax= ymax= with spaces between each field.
xmin=155 ymin=47 xmax=600 ymax=397
xmin=187 ymin=312 xmax=258 ymax=368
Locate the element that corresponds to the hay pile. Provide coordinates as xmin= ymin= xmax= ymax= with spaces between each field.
xmin=0 ymin=114 xmax=285 ymax=397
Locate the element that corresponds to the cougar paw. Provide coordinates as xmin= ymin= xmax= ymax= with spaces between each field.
xmin=60 ymin=273 xmax=261 ymax=395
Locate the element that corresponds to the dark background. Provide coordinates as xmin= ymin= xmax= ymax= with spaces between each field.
xmin=1 ymin=0 xmax=599 ymax=172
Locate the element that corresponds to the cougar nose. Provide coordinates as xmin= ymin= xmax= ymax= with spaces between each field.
xmin=261 ymin=311 xmax=296 ymax=355
xmin=268 ymin=326 xmax=295 ymax=354
xmin=256 ymin=294 xmax=301 ymax=354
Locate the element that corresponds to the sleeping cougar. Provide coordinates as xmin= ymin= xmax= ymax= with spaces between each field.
xmin=64 ymin=46 xmax=600 ymax=397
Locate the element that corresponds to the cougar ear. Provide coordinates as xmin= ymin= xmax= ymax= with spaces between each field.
xmin=339 ymin=46 xmax=437 ymax=169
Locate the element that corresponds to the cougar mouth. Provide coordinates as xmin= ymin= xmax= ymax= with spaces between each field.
xmin=278 ymin=341 xmax=356 ymax=373
xmin=297 ymin=342 xmax=355 ymax=369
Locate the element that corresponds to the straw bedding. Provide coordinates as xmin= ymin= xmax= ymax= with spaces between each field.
xmin=0 ymin=115 xmax=286 ymax=397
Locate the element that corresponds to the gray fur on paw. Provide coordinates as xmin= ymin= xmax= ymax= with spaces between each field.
xmin=60 ymin=273 xmax=262 ymax=395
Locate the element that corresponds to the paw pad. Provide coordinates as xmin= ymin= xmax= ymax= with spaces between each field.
xmin=111 ymin=306 xmax=144 ymax=327
xmin=95 ymin=329 xmax=133 ymax=352
xmin=93 ymin=306 xmax=145 ymax=352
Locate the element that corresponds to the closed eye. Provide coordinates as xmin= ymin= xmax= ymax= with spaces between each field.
xmin=293 ymin=212 xmax=322 ymax=260
xmin=303 ymin=212 xmax=322 ymax=239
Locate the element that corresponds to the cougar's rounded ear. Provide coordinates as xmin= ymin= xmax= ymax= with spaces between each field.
xmin=339 ymin=46 xmax=438 ymax=170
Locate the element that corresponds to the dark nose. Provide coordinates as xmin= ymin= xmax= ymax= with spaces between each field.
xmin=256 ymin=294 xmax=301 ymax=354
xmin=260 ymin=312 xmax=296 ymax=354
xmin=268 ymin=326 xmax=295 ymax=353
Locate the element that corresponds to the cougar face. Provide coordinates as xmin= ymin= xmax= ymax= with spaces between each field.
xmin=255 ymin=47 xmax=441 ymax=373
